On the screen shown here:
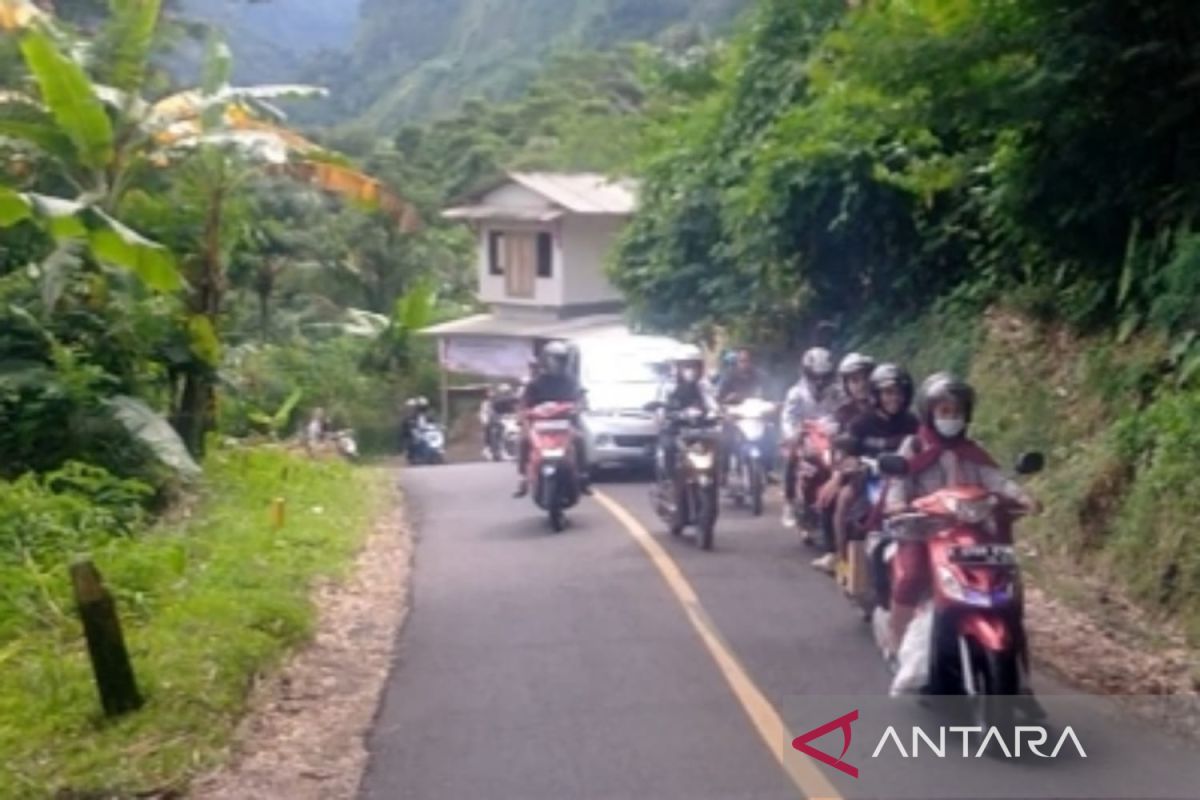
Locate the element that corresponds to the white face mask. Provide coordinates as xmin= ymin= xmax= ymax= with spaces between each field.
xmin=681 ymin=367 xmax=699 ymax=382
xmin=934 ymin=417 xmax=966 ymax=438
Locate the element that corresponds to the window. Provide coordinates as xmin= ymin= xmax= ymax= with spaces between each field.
xmin=536 ymin=232 xmax=554 ymax=278
xmin=488 ymin=231 xmax=503 ymax=275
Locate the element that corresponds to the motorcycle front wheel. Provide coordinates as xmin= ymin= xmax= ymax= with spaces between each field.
xmin=748 ymin=459 xmax=764 ymax=516
xmin=696 ymin=484 xmax=717 ymax=551
xmin=968 ymin=645 xmax=1019 ymax=755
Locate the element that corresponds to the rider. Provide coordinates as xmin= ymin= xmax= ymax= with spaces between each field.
xmin=481 ymin=382 xmax=519 ymax=458
xmin=832 ymin=352 xmax=876 ymax=428
xmin=657 ymin=344 xmax=720 ymax=482
xmin=780 ymin=347 xmax=842 ymax=530
xmin=882 ymin=372 xmax=1041 ymax=660
xmin=816 ymin=363 xmax=920 ymax=575
xmin=398 ymin=397 xmax=429 ymax=456
xmin=514 ymin=341 xmax=591 ymax=498
xmin=716 ymin=347 xmax=769 ymax=484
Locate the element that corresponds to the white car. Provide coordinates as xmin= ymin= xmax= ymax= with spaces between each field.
xmin=569 ymin=334 xmax=681 ymax=472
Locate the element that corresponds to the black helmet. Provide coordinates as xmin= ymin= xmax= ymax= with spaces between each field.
xmin=870 ymin=363 xmax=914 ymax=410
xmin=916 ymin=372 xmax=975 ymax=426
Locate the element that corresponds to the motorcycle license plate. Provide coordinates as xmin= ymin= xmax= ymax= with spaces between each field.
xmin=948 ymin=544 xmax=1016 ymax=565
xmin=533 ymin=419 xmax=571 ymax=431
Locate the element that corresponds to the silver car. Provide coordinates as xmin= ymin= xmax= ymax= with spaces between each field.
xmin=573 ymin=336 xmax=679 ymax=471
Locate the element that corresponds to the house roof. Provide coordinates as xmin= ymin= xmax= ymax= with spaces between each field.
xmin=421 ymin=312 xmax=627 ymax=339
xmin=442 ymin=171 xmax=638 ymax=221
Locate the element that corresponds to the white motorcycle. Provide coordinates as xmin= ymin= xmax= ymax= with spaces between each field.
xmin=724 ymin=397 xmax=777 ymax=516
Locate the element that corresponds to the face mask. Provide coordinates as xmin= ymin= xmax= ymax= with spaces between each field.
xmin=681 ymin=368 xmax=699 ymax=382
xmin=934 ymin=417 xmax=966 ymax=438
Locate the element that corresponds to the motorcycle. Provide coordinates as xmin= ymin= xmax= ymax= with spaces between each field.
xmin=868 ymin=451 xmax=1045 ymax=731
xmin=499 ymin=413 xmax=520 ymax=462
xmin=648 ymin=404 xmax=723 ymax=551
xmin=525 ymin=401 xmax=583 ymax=532
xmin=331 ymin=428 xmax=359 ymax=461
xmin=406 ymin=416 xmax=446 ymax=465
xmin=787 ymin=416 xmax=840 ymax=546
xmin=723 ymin=397 xmax=777 ymax=516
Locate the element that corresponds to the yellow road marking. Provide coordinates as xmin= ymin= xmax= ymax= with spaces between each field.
xmin=593 ymin=491 xmax=843 ymax=800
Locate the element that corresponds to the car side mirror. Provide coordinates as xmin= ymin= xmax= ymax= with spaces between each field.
xmin=1015 ymin=451 xmax=1045 ymax=475
xmin=877 ymin=454 xmax=910 ymax=477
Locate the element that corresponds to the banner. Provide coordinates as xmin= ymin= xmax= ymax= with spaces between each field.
xmin=439 ymin=336 xmax=533 ymax=379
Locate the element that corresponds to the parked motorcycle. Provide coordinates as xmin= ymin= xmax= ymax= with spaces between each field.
xmin=648 ymin=404 xmax=723 ymax=551
xmin=406 ymin=416 xmax=446 ymax=465
xmin=331 ymin=428 xmax=359 ymax=461
xmin=868 ymin=451 xmax=1045 ymax=731
xmin=723 ymin=398 xmax=777 ymax=516
xmin=525 ymin=401 xmax=583 ymax=532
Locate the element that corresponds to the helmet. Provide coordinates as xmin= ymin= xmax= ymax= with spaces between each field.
xmin=870 ymin=363 xmax=914 ymax=410
xmin=541 ymin=341 xmax=570 ymax=375
xmin=916 ymin=372 xmax=976 ymax=426
xmin=674 ymin=343 xmax=705 ymax=381
xmin=838 ymin=352 xmax=876 ymax=377
xmin=801 ymin=347 xmax=835 ymax=380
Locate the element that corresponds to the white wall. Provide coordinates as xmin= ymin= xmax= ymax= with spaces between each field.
xmin=480 ymin=183 xmax=554 ymax=212
xmin=560 ymin=215 xmax=625 ymax=306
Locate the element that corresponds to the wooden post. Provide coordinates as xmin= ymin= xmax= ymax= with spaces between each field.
xmin=70 ymin=560 xmax=143 ymax=717
xmin=271 ymin=496 xmax=286 ymax=529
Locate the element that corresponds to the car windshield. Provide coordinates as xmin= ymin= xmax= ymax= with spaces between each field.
xmin=583 ymin=357 xmax=670 ymax=385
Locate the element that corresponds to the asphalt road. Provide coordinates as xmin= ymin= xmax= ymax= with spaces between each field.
xmin=360 ymin=462 xmax=1200 ymax=800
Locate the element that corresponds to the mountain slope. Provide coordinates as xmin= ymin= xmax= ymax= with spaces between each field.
xmin=329 ymin=0 xmax=750 ymax=126
xmin=178 ymin=0 xmax=359 ymax=82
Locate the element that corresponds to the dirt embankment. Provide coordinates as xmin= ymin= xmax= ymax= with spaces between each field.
xmin=188 ymin=471 xmax=412 ymax=800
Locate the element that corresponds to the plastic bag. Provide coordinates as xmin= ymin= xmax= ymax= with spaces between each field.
xmin=890 ymin=602 xmax=933 ymax=696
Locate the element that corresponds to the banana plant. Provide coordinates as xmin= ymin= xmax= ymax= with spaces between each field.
xmin=246 ymin=388 xmax=303 ymax=439
xmin=1 ymin=1 xmax=180 ymax=289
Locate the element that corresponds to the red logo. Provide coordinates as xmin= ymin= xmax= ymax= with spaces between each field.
xmin=792 ymin=709 xmax=859 ymax=778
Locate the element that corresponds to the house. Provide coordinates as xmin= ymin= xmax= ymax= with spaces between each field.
xmin=423 ymin=172 xmax=639 ymax=386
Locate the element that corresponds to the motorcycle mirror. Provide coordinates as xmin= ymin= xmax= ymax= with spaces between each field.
xmin=877 ymin=454 xmax=910 ymax=477
xmin=1015 ymin=451 xmax=1045 ymax=475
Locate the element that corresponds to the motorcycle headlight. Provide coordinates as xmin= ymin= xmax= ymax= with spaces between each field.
xmin=687 ymin=448 xmax=714 ymax=470
xmin=945 ymin=495 xmax=996 ymax=525
xmin=937 ymin=565 xmax=1004 ymax=607
xmin=937 ymin=564 xmax=967 ymax=603
xmin=739 ymin=420 xmax=765 ymax=440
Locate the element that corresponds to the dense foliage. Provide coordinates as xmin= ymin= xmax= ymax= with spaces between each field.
xmin=612 ymin=0 xmax=1200 ymax=354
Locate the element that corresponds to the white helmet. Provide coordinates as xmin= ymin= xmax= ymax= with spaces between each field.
xmin=801 ymin=347 xmax=835 ymax=379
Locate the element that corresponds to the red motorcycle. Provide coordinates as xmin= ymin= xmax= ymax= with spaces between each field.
xmin=872 ymin=452 xmax=1045 ymax=730
xmin=786 ymin=416 xmax=839 ymax=544
xmin=525 ymin=401 xmax=583 ymax=532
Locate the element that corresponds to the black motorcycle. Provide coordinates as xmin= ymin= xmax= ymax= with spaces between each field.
xmin=647 ymin=404 xmax=723 ymax=551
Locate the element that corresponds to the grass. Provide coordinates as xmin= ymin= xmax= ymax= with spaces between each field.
xmin=0 ymin=445 xmax=390 ymax=798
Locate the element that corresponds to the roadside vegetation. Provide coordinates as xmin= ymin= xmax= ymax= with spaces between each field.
xmin=0 ymin=446 xmax=388 ymax=798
